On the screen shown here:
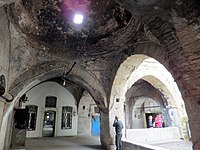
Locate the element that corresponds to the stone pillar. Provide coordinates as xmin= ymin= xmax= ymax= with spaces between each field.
xmin=0 ymin=97 xmax=6 ymax=129
xmin=0 ymin=101 xmax=8 ymax=150
xmin=100 ymin=112 xmax=114 ymax=150
xmin=0 ymin=98 xmax=15 ymax=150
xmin=107 ymin=95 xmax=126 ymax=150
xmin=185 ymin=97 xmax=200 ymax=149
xmin=3 ymin=111 xmax=14 ymax=150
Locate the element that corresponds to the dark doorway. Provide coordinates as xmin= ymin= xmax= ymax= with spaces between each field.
xmin=145 ymin=113 xmax=156 ymax=128
xmin=11 ymin=108 xmax=28 ymax=148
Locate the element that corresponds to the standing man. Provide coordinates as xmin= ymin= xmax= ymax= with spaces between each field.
xmin=148 ymin=115 xmax=153 ymax=128
xmin=113 ymin=116 xmax=123 ymax=150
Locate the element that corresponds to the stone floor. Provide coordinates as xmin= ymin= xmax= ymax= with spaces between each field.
xmin=11 ymin=136 xmax=192 ymax=150
xmin=153 ymin=139 xmax=193 ymax=150
xmin=24 ymin=136 xmax=104 ymax=150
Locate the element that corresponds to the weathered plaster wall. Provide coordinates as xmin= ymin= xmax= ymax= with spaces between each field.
xmin=131 ymin=97 xmax=161 ymax=129
xmin=23 ymin=81 xmax=78 ymax=137
xmin=0 ymin=99 xmax=5 ymax=129
xmin=0 ymin=108 xmax=14 ymax=150
xmin=0 ymin=7 xmax=10 ymax=89
xmin=8 ymin=22 xmax=57 ymax=90
xmin=0 ymin=7 xmax=12 ymax=150
xmin=3 ymin=111 xmax=13 ymax=150
xmin=78 ymin=91 xmax=96 ymax=135
xmin=0 ymin=0 xmax=14 ymax=7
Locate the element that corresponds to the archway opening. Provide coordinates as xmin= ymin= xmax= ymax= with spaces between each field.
xmin=3 ymin=77 xmax=104 ymax=149
xmin=110 ymin=54 xmax=190 ymax=145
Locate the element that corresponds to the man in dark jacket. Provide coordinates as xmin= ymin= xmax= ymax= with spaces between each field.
xmin=113 ymin=116 xmax=123 ymax=150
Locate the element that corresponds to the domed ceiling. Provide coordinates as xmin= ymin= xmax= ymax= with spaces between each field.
xmin=10 ymin=0 xmax=132 ymax=51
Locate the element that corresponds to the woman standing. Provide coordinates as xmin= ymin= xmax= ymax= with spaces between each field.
xmin=155 ymin=113 xmax=163 ymax=128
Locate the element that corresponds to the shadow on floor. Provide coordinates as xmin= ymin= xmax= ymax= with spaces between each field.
xmin=82 ymin=145 xmax=104 ymax=149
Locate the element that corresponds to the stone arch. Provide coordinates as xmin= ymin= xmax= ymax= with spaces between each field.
xmin=0 ymin=61 xmax=109 ymax=149
xmin=110 ymin=54 xmax=184 ymax=112
xmin=109 ymin=43 xmax=188 ymax=142
xmin=124 ymin=79 xmax=169 ymax=129
xmin=131 ymin=97 xmax=161 ymax=129
xmin=8 ymin=61 xmax=108 ymax=113
xmin=125 ymin=96 xmax=164 ymax=129
xmin=125 ymin=79 xmax=167 ymax=106
xmin=110 ymin=41 xmax=186 ymax=111
xmin=115 ymin=9 xmax=200 ymax=146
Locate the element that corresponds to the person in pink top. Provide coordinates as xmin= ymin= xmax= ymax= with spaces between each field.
xmin=154 ymin=113 xmax=163 ymax=128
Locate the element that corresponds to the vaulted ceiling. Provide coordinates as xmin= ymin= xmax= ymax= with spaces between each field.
xmin=10 ymin=0 xmax=134 ymax=56
xmin=1 ymin=0 xmax=200 ymax=113
xmin=1 ymin=0 xmax=200 ymax=146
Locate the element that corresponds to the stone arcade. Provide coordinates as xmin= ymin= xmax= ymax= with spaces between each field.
xmin=0 ymin=0 xmax=200 ymax=149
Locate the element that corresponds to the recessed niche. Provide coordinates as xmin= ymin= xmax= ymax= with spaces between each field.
xmin=116 ymin=98 xmax=120 ymax=102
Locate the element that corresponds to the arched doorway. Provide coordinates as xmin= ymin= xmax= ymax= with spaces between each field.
xmin=131 ymin=98 xmax=161 ymax=129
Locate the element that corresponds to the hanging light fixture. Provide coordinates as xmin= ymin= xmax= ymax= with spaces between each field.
xmin=63 ymin=80 xmax=66 ymax=86
xmin=62 ymin=29 xmax=90 ymax=86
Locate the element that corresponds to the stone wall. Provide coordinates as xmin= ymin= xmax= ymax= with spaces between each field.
xmin=0 ymin=0 xmax=14 ymax=7
xmin=122 ymin=139 xmax=168 ymax=150
xmin=78 ymin=91 xmax=97 ymax=135
xmin=126 ymin=127 xmax=181 ymax=143
xmin=0 ymin=7 xmax=10 ymax=90
xmin=24 ymin=81 xmax=78 ymax=137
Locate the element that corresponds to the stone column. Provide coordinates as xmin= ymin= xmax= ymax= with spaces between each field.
xmin=184 ymin=95 xmax=200 ymax=150
xmin=106 ymin=95 xmax=126 ymax=150
xmin=100 ymin=112 xmax=115 ymax=150
xmin=0 ymin=97 xmax=8 ymax=150
xmin=0 ymin=97 xmax=6 ymax=129
xmin=0 ymin=97 xmax=15 ymax=150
